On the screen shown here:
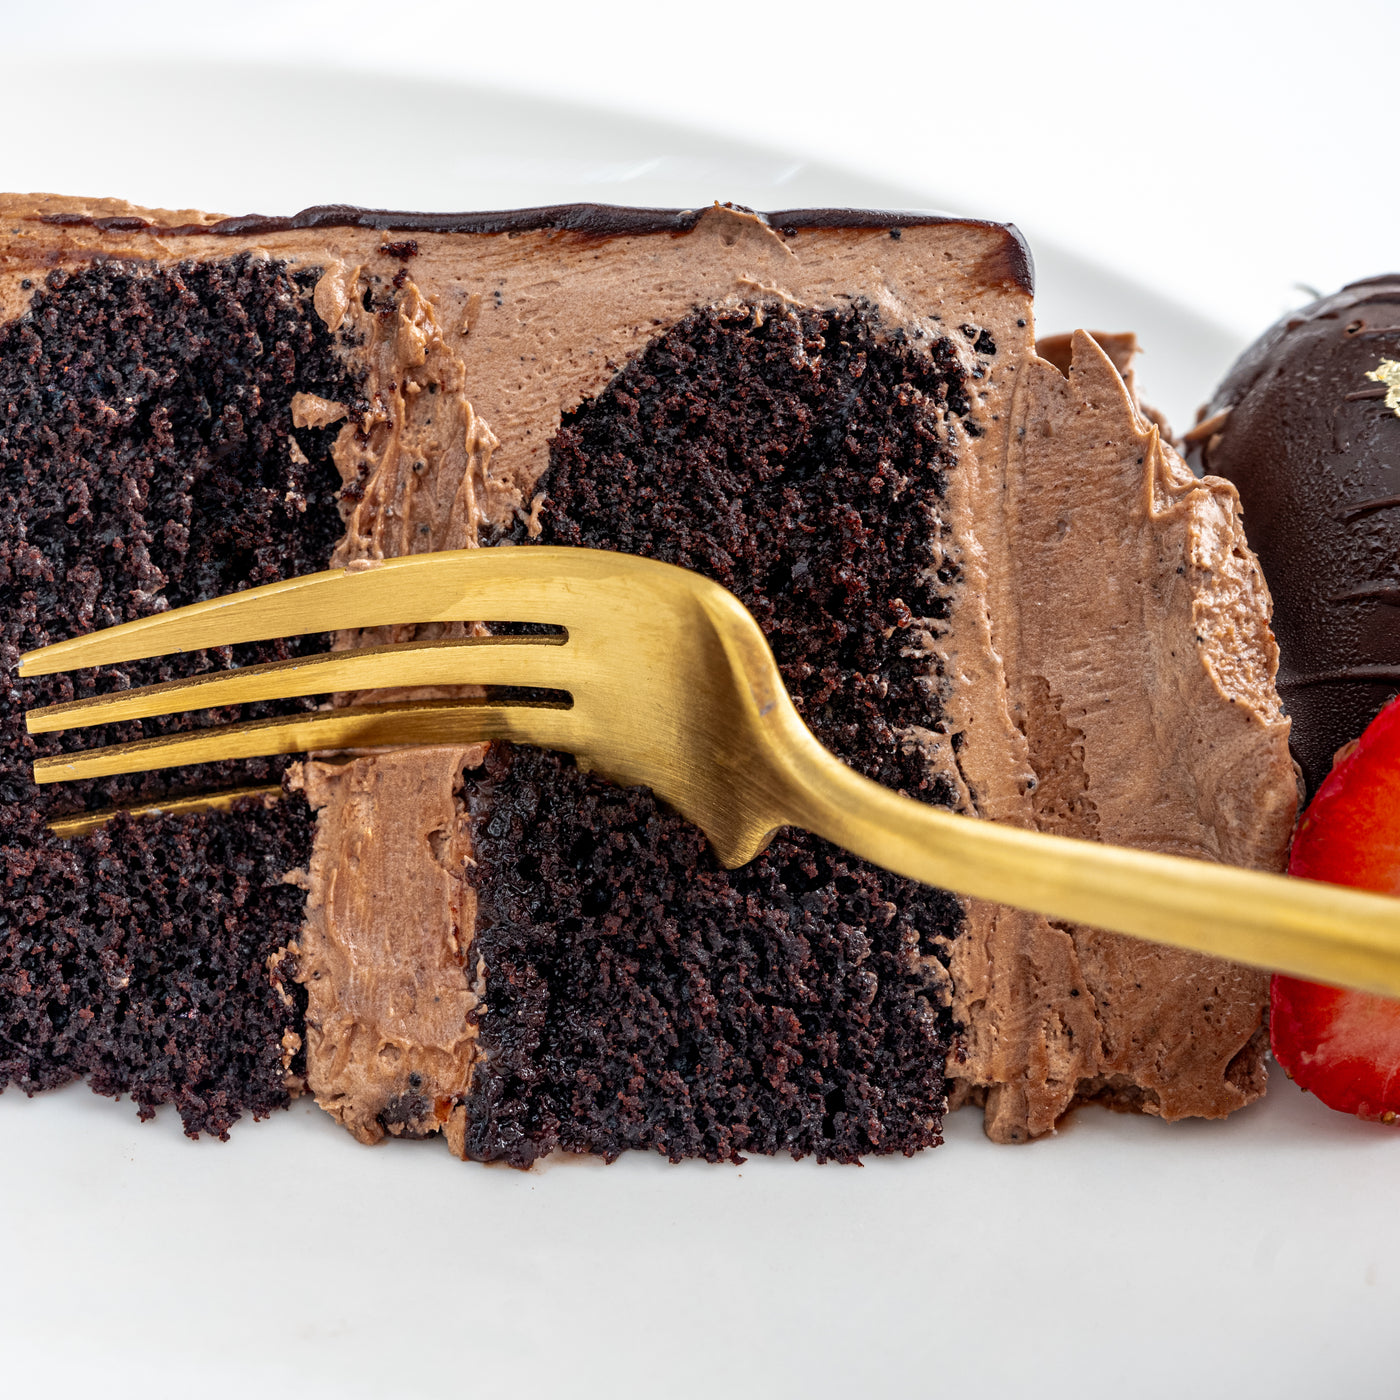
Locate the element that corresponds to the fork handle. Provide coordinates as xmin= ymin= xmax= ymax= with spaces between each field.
xmin=773 ymin=732 xmax=1400 ymax=998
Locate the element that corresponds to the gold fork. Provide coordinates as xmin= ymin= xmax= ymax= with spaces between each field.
xmin=21 ymin=545 xmax=1400 ymax=998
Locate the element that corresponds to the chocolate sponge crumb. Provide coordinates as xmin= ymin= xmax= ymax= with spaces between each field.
xmin=1 ymin=255 xmax=356 ymax=1134
xmin=464 ymin=745 xmax=958 ymax=1165
xmin=1 ymin=793 xmax=314 ymax=1138
xmin=465 ymin=303 xmax=970 ymax=1164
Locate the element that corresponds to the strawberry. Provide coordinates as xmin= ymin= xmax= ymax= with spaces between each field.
xmin=1270 ymin=695 xmax=1400 ymax=1122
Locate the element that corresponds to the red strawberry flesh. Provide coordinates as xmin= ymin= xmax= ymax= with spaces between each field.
xmin=1271 ymin=696 xmax=1400 ymax=1122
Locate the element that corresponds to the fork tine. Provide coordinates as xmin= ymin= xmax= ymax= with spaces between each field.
xmin=30 ymin=697 xmax=578 ymax=785
xmin=18 ymin=546 xmax=664 ymax=676
xmin=25 ymin=635 xmax=572 ymax=735
xmin=46 ymin=785 xmax=285 ymax=839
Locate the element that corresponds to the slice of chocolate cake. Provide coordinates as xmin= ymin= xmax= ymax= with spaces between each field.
xmin=0 ymin=195 xmax=1298 ymax=1157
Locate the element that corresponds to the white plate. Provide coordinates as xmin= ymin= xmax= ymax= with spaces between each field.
xmin=3 ymin=61 xmax=1395 ymax=1400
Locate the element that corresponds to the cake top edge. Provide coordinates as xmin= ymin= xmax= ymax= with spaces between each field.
xmin=0 ymin=193 xmax=1034 ymax=295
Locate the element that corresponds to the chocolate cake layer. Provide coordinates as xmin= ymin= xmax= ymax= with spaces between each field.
xmin=0 ymin=194 xmax=1299 ymax=1155
xmin=1 ymin=252 xmax=355 ymax=1134
xmin=464 ymin=747 xmax=957 ymax=1164
xmin=462 ymin=302 xmax=966 ymax=1163
xmin=0 ymin=795 xmax=313 ymax=1137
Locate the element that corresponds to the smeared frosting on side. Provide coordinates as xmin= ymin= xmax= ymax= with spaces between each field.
xmin=946 ymin=331 xmax=1297 ymax=1140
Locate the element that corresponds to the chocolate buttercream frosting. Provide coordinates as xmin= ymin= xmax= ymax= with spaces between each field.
xmin=26 ymin=199 xmax=1033 ymax=295
xmin=948 ymin=331 xmax=1293 ymax=1138
xmin=289 ymin=748 xmax=482 ymax=1152
xmin=0 ymin=194 xmax=1297 ymax=1151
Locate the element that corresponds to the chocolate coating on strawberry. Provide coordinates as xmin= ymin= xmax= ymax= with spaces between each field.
xmin=1190 ymin=278 xmax=1400 ymax=794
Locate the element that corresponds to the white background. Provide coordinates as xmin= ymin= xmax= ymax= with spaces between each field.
xmin=4 ymin=4 xmax=1400 ymax=1399
xmin=7 ymin=0 xmax=1400 ymax=342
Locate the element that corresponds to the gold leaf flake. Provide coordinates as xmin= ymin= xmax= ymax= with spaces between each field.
xmin=1365 ymin=359 xmax=1400 ymax=417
